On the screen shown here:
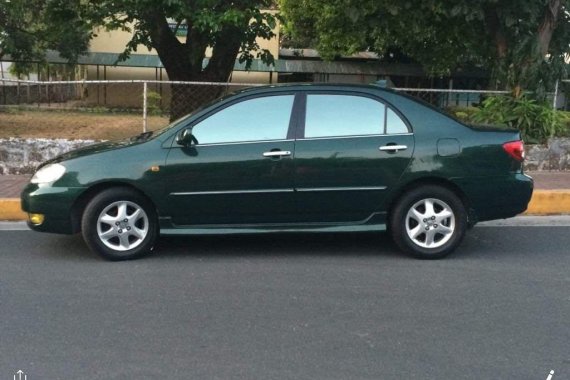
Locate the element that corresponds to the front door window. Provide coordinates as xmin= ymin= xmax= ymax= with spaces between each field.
xmin=192 ymin=95 xmax=295 ymax=144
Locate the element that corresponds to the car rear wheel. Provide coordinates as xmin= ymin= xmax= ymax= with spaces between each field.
xmin=82 ymin=187 xmax=158 ymax=261
xmin=389 ymin=185 xmax=467 ymax=259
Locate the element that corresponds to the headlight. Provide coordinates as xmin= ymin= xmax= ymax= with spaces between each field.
xmin=31 ymin=163 xmax=66 ymax=184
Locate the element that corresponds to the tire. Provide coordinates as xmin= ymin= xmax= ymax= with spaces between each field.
xmin=389 ymin=185 xmax=467 ymax=259
xmin=81 ymin=187 xmax=158 ymax=261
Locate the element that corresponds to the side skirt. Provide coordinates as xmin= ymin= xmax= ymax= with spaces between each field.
xmin=159 ymin=213 xmax=387 ymax=236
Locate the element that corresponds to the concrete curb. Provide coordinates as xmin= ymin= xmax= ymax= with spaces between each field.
xmin=1 ymin=191 xmax=570 ymax=222
xmin=525 ymin=190 xmax=570 ymax=215
xmin=0 ymin=198 xmax=27 ymax=220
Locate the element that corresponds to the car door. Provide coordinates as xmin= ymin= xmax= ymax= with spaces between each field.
xmin=293 ymin=92 xmax=414 ymax=223
xmin=162 ymin=93 xmax=299 ymax=226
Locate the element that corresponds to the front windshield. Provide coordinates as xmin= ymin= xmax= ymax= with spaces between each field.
xmin=149 ymin=92 xmax=234 ymax=139
xmin=151 ymin=113 xmax=194 ymax=138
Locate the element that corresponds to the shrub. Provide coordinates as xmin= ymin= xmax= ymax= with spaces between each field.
xmin=146 ymin=91 xmax=163 ymax=116
xmin=446 ymin=106 xmax=478 ymax=123
xmin=471 ymin=96 xmax=564 ymax=143
xmin=559 ymin=111 xmax=570 ymax=137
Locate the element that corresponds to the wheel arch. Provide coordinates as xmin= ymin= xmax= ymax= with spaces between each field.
xmin=387 ymin=176 xmax=475 ymax=227
xmin=70 ymin=181 xmax=156 ymax=234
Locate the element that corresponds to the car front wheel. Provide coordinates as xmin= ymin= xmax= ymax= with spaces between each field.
xmin=390 ymin=185 xmax=467 ymax=259
xmin=81 ymin=187 xmax=158 ymax=260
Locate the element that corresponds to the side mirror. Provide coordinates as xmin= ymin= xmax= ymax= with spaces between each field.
xmin=176 ymin=128 xmax=196 ymax=146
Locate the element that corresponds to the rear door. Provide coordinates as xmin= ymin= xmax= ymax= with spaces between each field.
xmin=293 ymin=91 xmax=414 ymax=223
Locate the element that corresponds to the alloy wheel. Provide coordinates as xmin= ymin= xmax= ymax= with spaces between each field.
xmin=405 ymin=198 xmax=455 ymax=249
xmin=96 ymin=201 xmax=149 ymax=251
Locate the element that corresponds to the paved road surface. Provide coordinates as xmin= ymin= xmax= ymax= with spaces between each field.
xmin=0 ymin=220 xmax=569 ymax=379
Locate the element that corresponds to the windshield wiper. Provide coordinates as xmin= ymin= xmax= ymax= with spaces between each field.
xmin=131 ymin=131 xmax=154 ymax=141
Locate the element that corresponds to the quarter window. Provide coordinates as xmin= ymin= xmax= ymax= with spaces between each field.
xmin=192 ymin=95 xmax=295 ymax=144
xmin=386 ymin=108 xmax=409 ymax=134
xmin=305 ymin=95 xmax=385 ymax=138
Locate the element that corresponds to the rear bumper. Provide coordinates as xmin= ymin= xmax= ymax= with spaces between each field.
xmin=21 ymin=183 xmax=85 ymax=234
xmin=455 ymin=173 xmax=534 ymax=223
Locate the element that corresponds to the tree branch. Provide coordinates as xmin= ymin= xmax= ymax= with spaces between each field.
xmin=204 ymin=25 xmax=246 ymax=81
xmin=140 ymin=9 xmax=194 ymax=80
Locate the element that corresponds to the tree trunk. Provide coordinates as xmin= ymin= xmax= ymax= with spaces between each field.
xmin=537 ymin=0 xmax=562 ymax=57
xmin=483 ymin=6 xmax=508 ymax=60
xmin=143 ymin=11 xmax=246 ymax=121
xmin=169 ymin=83 xmax=225 ymax=122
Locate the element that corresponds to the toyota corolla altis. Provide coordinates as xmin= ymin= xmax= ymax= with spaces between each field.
xmin=21 ymin=84 xmax=533 ymax=260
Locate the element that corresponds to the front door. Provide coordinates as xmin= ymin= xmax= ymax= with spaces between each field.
xmin=294 ymin=92 xmax=414 ymax=223
xmin=163 ymin=94 xmax=298 ymax=226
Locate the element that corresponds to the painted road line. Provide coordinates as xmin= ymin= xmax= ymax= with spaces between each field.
xmin=0 ymin=221 xmax=29 ymax=230
xmin=478 ymin=215 xmax=570 ymax=227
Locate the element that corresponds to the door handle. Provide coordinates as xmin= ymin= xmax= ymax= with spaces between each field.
xmin=379 ymin=145 xmax=407 ymax=152
xmin=263 ymin=150 xmax=292 ymax=158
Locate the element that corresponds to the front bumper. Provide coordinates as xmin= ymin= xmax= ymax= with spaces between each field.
xmin=21 ymin=183 xmax=86 ymax=234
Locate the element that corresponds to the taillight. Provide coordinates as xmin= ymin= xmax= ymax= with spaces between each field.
xmin=503 ymin=140 xmax=525 ymax=162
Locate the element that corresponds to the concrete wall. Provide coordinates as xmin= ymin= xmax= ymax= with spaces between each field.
xmin=0 ymin=138 xmax=97 ymax=175
xmin=525 ymin=138 xmax=570 ymax=171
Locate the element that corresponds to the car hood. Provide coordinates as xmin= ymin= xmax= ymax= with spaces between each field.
xmin=42 ymin=138 xmax=145 ymax=167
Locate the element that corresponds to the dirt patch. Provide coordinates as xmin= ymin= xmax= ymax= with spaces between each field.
xmin=0 ymin=109 xmax=169 ymax=140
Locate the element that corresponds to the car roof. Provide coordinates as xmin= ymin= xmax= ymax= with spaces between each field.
xmin=233 ymin=82 xmax=395 ymax=95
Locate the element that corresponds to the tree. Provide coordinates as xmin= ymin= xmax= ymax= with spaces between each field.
xmin=88 ymin=0 xmax=278 ymax=119
xmin=1 ymin=0 xmax=278 ymax=119
xmin=280 ymin=0 xmax=570 ymax=97
xmin=0 ymin=0 xmax=92 ymax=75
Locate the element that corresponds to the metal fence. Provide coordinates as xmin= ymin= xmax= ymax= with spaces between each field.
xmin=392 ymin=87 xmax=510 ymax=109
xmin=0 ymin=79 xmax=567 ymax=141
xmin=0 ymin=79 xmax=262 ymax=140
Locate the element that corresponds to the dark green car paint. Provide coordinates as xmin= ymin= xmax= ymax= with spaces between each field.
xmin=21 ymin=84 xmax=533 ymax=235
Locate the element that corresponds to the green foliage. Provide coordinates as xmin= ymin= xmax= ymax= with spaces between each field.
xmin=471 ymin=96 xmax=565 ymax=143
xmin=446 ymin=106 xmax=479 ymax=123
xmin=0 ymin=0 xmax=93 ymax=73
xmin=559 ymin=111 xmax=570 ymax=137
xmin=279 ymin=0 xmax=570 ymax=96
xmin=145 ymin=91 xmax=163 ymax=116
xmin=2 ymin=1 xmax=278 ymax=81
xmin=90 ymin=0 xmax=279 ymax=74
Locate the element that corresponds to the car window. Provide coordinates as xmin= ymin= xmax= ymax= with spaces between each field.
xmin=192 ymin=95 xmax=295 ymax=144
xmin=386 ymin=108 xmax=409 ymax=134
xmin=305 ymin=94 xmax=385 ymax=138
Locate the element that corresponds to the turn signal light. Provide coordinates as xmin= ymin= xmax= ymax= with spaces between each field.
xmin=503 ymin=140 xmax=525 ymax=162
xmin=29 ymin=213 xmax=45 ymax=225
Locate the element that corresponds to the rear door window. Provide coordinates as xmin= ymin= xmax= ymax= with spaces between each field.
xmin=304 ymin=94 xmax=385 ymax=138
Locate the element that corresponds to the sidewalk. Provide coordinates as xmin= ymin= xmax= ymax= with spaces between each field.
xmin=1 ymin=171 xmax=570 ymax=220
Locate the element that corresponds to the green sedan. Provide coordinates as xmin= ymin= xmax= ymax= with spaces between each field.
xmin=21 ymin=84 xmax=533 ymax=260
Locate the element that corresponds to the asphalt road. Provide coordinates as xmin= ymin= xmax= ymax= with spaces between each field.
xmin=0 ymin=220 xmax=569 ymax=380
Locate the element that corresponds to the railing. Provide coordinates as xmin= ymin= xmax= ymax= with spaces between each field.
xmin=0 ymin=79 xmax=566 ymax=142
xmin=0 ymin=79 xmax=263 ymax=137
xmin=392 ymin=87 xmax=510 ymax=108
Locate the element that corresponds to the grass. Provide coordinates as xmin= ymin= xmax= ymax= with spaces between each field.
xmin=0 ymin=108 xmax=170 ymax=140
